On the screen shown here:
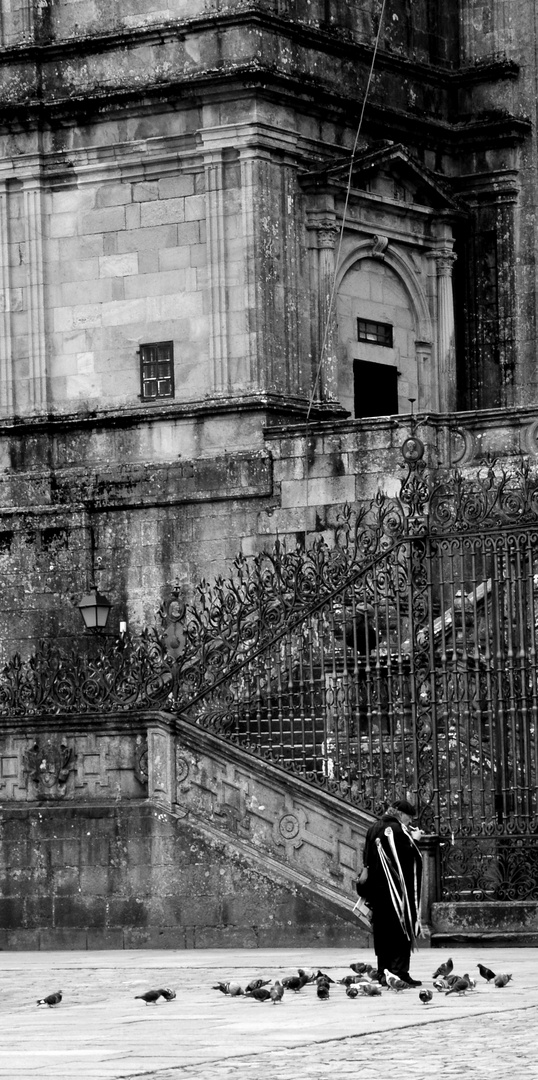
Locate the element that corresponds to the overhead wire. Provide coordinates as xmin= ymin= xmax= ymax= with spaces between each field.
xmin=302 ymin=0 xmax=388 ymax=541
xmin=306 ymin=0 xmax=388 ymax=424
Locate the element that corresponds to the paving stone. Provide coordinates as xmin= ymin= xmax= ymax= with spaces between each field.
xmin=0 ymin=947 xmax=535 ymax=1078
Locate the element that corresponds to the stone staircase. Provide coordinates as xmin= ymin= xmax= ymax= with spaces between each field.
xmin=0 ymin=707 xmax=375 ymax=948
xmin=153 ymin=710 xmax=375 ymax=947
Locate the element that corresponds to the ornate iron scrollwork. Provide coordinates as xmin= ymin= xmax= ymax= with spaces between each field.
xmin=440 ymin=834 xmax=538 ymax=902
xmin=4 ymin=448 xmax=538 ymax=899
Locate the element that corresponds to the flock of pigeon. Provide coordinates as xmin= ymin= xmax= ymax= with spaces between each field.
xmin=35 ymin=958 xmax=513 ymax=1008
xmin=210 ymin=957 xmax=513 ymax=1006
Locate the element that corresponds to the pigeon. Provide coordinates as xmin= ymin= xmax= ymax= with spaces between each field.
xmin=445 ymin=977 xmax=470 ymax=996
xmin=212 ymin=981 xmax=243 ymax=997
xmin=282 ymin=974 xmax=309 ymax=991
xmin=360 ymin=982 xmax=382 ymax=996
xmin=246 ymin=978 xmax=271 ymax=993
xmin=297 ymin=968 xmax=315 ymax=983
xmin=432 ymin=957 xmax=453 ymax=979
xmin=385 ymin=970 xmax=410 ymax=992
xmin=346 ymin=985 xmax=359 ymax=998
xmin=494 ymin=973 xmax=512 ymax=988
xmin=312 ymin=969 xmax=334 ymax=983
xmin=246 ymin=987 xmax=271 ymax=1002
xmin=445 ymin=973 xmax=461 ymax=986
xmin=477 ymin=964 xmax=496 ymax=982
xmin=317 ymin=979 xmax=330 ymax=1000
xmin=270 ymin=981 xmax=284 ymax=1004
xmin=37 ymin=990 xmax=62 ymax=1007
xmin=135 ymin=990 xmax=162 ymax=1005
xmin=157 ymin=987 xmax=176 ymax=1001
xmin=349 ymin=961 xmax=368 ymax=974
xmin=419 ymin=989 xmax=433 ymax=1003
xmin=433 ymin=977 xmax=448 ymax=992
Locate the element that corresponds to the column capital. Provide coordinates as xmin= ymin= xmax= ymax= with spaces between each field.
xmin=429 ymin=248 xmax=457 ymax=275
xmin=315 ymin=220 xmax=339 ymax=249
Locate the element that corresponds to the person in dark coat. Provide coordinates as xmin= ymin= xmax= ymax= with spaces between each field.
xmin=344 ymin=605 xmax=377 ymax=656
xmin=357 ymin=799 xmax=423 ymax=987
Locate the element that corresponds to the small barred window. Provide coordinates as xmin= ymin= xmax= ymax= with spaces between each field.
xmin=139 ymin=341 xmax=174 ymax=401
xmin=357 ymin=319 xmax=393 ymax=347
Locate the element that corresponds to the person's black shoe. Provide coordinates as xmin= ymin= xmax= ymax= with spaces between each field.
xmin=401 ymin=975 xmax=422 ymax=987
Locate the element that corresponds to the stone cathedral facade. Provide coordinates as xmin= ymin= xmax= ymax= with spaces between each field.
xmin=0 ymin=0 xmax=535 ymax=654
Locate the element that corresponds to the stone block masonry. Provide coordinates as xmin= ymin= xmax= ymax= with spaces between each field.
xmin=0 ymin=709 xmax=368 ymax=950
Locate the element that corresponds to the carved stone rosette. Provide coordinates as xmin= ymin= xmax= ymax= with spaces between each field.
xmin=272 ymin=806 xmax=307 ymax=854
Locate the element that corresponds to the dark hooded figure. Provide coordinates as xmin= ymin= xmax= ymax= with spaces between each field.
xmin=344 ymin=605 xmax=377 ymax=656
xmin=357 ymin=799 xmax=423 ymax=987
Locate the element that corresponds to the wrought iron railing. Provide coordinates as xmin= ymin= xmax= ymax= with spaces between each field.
xmin=2 ymin=443 xmax=538 ymax=897
xmin=177 ymin=539 xmax=420 ymax=819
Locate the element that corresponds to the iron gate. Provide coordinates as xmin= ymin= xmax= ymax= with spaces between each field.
xmin=171 ymin=439 xmax=538 ymax=900
xmin=2 ymin=436 xmax=538 ymax=899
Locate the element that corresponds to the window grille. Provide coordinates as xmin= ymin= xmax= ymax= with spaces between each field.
xmin=139 ymin=341 xmax=174 ymax=401
xmin=357 ymin=319 xmax=393 ymax=347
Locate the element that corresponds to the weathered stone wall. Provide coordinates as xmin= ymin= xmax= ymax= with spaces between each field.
xmin=0 ymin=803 xmax=364 ymax=950
xmin=0 ymin=0 xmax=533 ymax=653
xmin=0 ymin=712 xmax=370 ymax=949
xmin=2 ymin=405 xmax=538 ymax=657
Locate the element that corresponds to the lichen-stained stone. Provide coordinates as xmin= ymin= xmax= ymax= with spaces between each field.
xmin=0 ymin=1 xmax=535 ymax=808
xmin=0 ymin=710 xmax=373 ymax=946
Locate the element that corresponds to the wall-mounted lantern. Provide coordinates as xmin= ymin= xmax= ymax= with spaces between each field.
xmin=78 ymin=588 xmax=112 ymax=631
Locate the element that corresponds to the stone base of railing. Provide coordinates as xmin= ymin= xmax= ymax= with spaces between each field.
xmin=431 ymin=901 xmax=538 ymax=946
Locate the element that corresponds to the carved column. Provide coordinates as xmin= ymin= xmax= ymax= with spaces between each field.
xmin=316 ymin=220 xmax=339 ymax=401
xmin=431 ymin=249 xmax=457 ymax=413
xmin=0 ymin=181 xmax=14 ymax=414
xmin=23 ymin=178 xmax=47 ymax=412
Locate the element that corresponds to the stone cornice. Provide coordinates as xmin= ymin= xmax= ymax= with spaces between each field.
xmin=0 ymin=9 xmax=517 ymax=90
xmin=0 ymin=68 xmax=521 ymax=158
xmin=0 ymin=10 xmax=524 ymax=155
xmin=0 ymin=392 xmax=346 ymax=439
xmin=262 ymin=404 xmax=538 ymax=442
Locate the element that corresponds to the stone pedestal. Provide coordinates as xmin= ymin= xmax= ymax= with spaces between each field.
xmin=418 ymin=833 xmax=442 ymax=944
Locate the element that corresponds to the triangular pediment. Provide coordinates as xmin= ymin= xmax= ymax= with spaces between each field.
xmin=302 ymin=142 xmax=462 ymax=212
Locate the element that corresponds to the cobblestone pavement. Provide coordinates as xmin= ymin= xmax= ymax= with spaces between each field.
xmin=0 ymin=947 xmax=536 ymax=1079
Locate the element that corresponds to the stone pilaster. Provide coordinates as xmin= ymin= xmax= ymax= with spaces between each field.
xmin=23 ymin=178 xmax=47 ymax=413
xmin=0 ymin=182 xmax=14 ymax=414
xmin=147 ymin=721 xmax=175 ymax=810
xmin=239 ymin=148 xmax=258 ymax=387
xmin=415 ymin=341 xmax=433 ymax=414
xmin=204 ymin=152 xmax=229 ymax=393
